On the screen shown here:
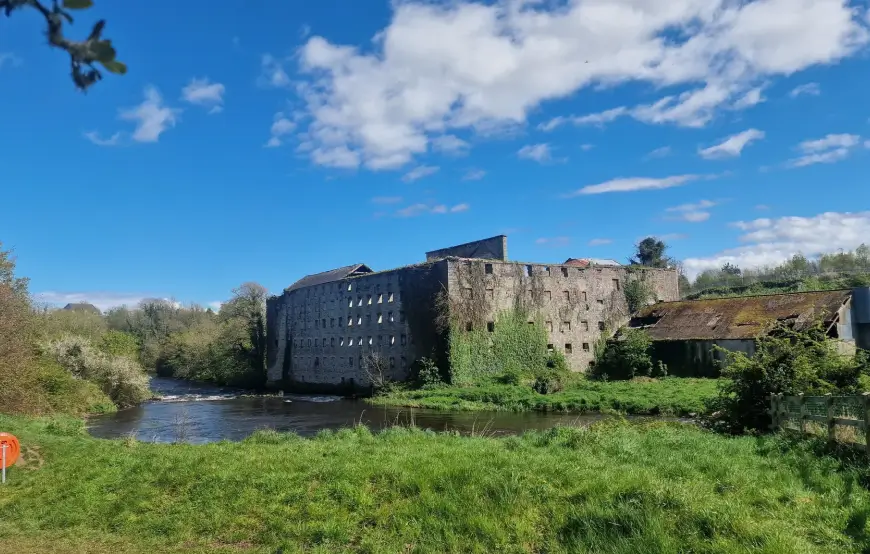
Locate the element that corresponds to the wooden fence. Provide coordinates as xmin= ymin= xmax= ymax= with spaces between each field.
xmin=769 ymin=393 xmax=870 ymax=454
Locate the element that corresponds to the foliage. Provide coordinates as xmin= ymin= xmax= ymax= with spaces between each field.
xmin=97 ymin=330 xmax=139 ymax=359
xmin=630 ymin=236 xmax=672 ymax=268
xmin=411 ymin=357 xmax=445 ymax=388
xmin=36 ymin=307 xmax=107 ymax=342
xmin=689 ymin=244 xmax=870 ymax=297
xmin=622 ymin=278 xmax=655 ymax=313
xmin=5 ymin=414 xmax=868 ymax=553
xmin=707 ymin=324 xmax=869 ymax=434
xmin=1 ymin=0 xmax=126 ymax=91
xmin=590 ymin=328 xmax=654 ymax=381
xmin=41 ymin=335 xmax=151 ymax=408
xmin=373 ymin=377 xmax=719 ymax=416
xmin=0 ymin=242 xmax=114 ymax=416
xmin=449 ymin=309 xmax=551 ymax=385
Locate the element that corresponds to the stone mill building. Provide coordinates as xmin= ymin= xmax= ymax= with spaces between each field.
xmin=266 ymin=236 xmax=680 ymax=392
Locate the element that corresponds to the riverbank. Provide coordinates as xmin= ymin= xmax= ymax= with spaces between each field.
xmin=369 ymin=377 xmax=720 ymax=416
xmin=2 ymin=414 xmax=869 ymax=553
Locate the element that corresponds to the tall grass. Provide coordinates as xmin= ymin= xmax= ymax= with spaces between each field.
xmin=371 ymin=377 xmax=720 ymax=416
xmin=0 ymin=415 xmax=867 ymax=553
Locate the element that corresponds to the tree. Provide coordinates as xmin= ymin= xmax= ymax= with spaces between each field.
xmin=721 ymin=263 xmax=741 ymax=276
xmin=631 ymin=237 xmax=671 ymax=268
xmin=220 ymin=282 xmax=269 ymax=387
xmin=2 ymin=0 xmax=126 ymax=91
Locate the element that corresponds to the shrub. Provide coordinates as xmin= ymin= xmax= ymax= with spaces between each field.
xmin=412 ymin=357 xmax=445 ymax=388
xmin=708 ymin=324 xmax=867 ymax=434
xmin=590 ymin=328 xmax=653 ymax=381
xmin=42 ymin=335 xmax=151 ymax=408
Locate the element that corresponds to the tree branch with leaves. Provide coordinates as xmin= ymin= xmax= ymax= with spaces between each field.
xmin=1 ymin=0 xmax=126 ymax=91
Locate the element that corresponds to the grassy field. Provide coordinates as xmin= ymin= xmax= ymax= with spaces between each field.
xmin=1 ymin=415 xmax=869 ymax=553
xmin=369 ymin=377 xmax=720 ymax=416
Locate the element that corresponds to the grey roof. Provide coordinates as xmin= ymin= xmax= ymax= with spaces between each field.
xmin=284 ymin=264 xmax=373 ymax=293
xmin=62 ymin=302 xmax=101 ymax=314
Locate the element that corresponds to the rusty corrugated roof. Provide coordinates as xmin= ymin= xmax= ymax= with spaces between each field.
xmin=630 ymin=290 xmax=851 ymax=340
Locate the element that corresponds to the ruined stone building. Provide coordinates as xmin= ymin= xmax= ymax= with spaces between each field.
xmin=629 ymin=288 xmax=870 ymax=377
xmin=266 ymin=236 xmax=680 ymax=391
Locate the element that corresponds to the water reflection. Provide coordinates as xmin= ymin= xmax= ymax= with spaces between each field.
xmin=86 ymin=377 xmax=662 ymax=444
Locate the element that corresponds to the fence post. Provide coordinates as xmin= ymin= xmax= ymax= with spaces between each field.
xmin=863 ymin=392 xmax=870 ymax=457
xmin=825 ymin=393 xmax=835 ymax=442
xmin=799 ymin=393 xmax=807 ymax=435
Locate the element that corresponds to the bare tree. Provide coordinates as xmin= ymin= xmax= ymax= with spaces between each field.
xmin=1 ymin=0 xmax=126 ymax=91
xmin=361 ymin=352 xmax=391 ymax=390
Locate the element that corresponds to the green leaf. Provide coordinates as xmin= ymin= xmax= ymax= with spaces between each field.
xmin=99 ymin=60 xmax=127 ymax=75
xmin=91 ymin=40 xmax=116 ymax=63
xmin=63 ymin=0 xmax=94 ymax=9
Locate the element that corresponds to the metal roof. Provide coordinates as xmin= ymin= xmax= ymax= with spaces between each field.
xmin=284 ymin=264 xmax=373 ymax=293
xmin=630 ymin=289 xmax=852 ymax=341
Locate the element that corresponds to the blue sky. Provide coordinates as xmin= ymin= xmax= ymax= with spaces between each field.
xmin=2 ymin=0 xmax=870 ymax=311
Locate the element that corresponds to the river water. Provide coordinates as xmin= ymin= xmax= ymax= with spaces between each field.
xmin=87 ymin=377 xmax=651 ymax=444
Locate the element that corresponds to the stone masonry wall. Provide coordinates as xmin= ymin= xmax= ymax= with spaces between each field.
xmin=445 ymin=259 xmax=679 ymax=372
xmin=266 ymin=255 xmax=680 ymax=388
xmin=266 ymin=262 xmax=448 ymax=391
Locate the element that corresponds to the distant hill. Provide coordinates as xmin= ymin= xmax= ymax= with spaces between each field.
xmin=62 ymin=302 xmax=101 ymax=315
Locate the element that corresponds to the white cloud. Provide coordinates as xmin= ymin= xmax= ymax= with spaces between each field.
xmin=208 ymin=301 xmax=223 ymax=311
xmin=588 ymin=238 xmax=613 ymax=246
xmin=580 ymin=144 xmax=594 ymax=151
xmin=517 ymin=143 xmax=553 ymax=163
xmin=567 ymin=174 xmax=707 ymax=196
xmin=396 ymin=202 xmax=468 ymax=217
xmin=699 ymin=128 xmax=765 ymax=159
xmin=35 ymin=291 xmax=158 ymax=312
xmin=265 ymin=112 xmax=297 ymax=147
xmin=644 ymin=146 xmax=672 ymax=160
xmin=259 ymin=54 xmax=291 ymax=88
xmin=372 ymin=196 xmax=403 ymax=204
xmin=0 ymin=52 xmax=22 ymax=69
xmin=536 ymin=237 xmax=571 ymax=247
xmin=83 ymin=131 xmax=122 ymax=146
xmin=732 ymin=85 xmax=767 ymax=110
xmin=665 ymin=199 xmax=718 ymax=222
xmin=790 ymin=82 xmax=821 ymax=97
xmin=432 ymin=135 xmax=469 ymax=155
xmin=402 ymin=165 xmax=439 ymax=182
xmin=294 ymin=1 xmax=870 ymax=169
xmin=181 ymin=78 xmax=226 ymax=114
xmin=683 ymin=211 xmax=870 ymax=278
xmin=755 ymin=204 xmax=770 ymax=210
xmin=786 ymin=133 xmax=863 ymax=167
xmin=462 ymin=169 xmax=486 ymax=181
xmin=119 ymin=87 xmax=180 ymax=143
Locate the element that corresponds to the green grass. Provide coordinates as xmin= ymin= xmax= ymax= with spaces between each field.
xmin=370 ymin=377 xmax=720 ymax=416
xmin=1 ymin=414 xmax=869 ymax=553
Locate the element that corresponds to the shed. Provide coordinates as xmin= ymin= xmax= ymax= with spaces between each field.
xmin=628 ymin=290 xmax=854 ymax=377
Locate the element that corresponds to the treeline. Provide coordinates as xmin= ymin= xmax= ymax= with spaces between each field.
xmin=102 ymin=282 xmax=268 ymax=388
xmin=687 ymin=245 xmax=870 ymax=297
xmin=0 ymin=241 xmax=270 ymax=417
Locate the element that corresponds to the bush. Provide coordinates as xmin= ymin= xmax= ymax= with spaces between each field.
xmin=42 ymin=335 xmax=151 ymax=408
xmin=590 ymin=328 xmax=653 ymax=381
xmin=708 ymin=324 xmax=867 ymax=434
xmin=412 ymin=357 xmax=445 ymax=388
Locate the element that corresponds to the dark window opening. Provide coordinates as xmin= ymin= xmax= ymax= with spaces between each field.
xmin=485 ymin=263 xmax=493 ymax=274
xmin=487 ymin=321 xmax=495 ymax=332
xmin=565 ymin=344 xmax=573 ymax=354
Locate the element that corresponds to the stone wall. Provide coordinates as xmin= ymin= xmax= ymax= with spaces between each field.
xmin=444 ymin=259 xmax=679 ymax=372
xmin=425 ymin=235 xmax=507 ymax=262
xmin=265 ymin=253 xmax=680 ymax=388
xmin=266 ymin=261 xmax=448 ymax=392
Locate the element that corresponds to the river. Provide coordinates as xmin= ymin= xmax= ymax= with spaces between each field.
xmin=87 ymin=377 xmax=658 ymax=444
